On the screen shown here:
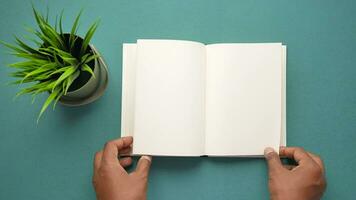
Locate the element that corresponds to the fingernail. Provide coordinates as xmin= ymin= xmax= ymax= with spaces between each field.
xmin=141 ymin=155 xmax=152 ymax=162
xmin=264 ymin=147 xmax=275 ymax=156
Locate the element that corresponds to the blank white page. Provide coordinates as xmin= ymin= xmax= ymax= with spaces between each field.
xmin=133 ymin=40 xmax=206 ymax=156
xmin=121 ymin=44 xmax=137 ymax=138
xmin=205 ymin=43 xmax=282 ymax=156
xmin=281 ymin=46 xmax=287 ymax=146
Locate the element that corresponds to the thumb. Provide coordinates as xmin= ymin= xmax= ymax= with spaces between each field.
xmin=264 ymin=147 xmax=284 ymax=175
xmin=135 ymin=156 xmax=152 ymax=178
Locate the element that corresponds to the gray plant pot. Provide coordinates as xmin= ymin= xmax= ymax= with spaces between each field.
xmin=59 ymin=45 xmax=108 ymax=106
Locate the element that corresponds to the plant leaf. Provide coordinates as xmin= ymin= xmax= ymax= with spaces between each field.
xmin=52 ymin=66 xmax=76 ymax=91
xmin=23 ymin=35 xmax=42 ymax=47
xmin=32 ymin=6 xmax=42 ymax=28
xmin=84 ymin=54 xmax=100 ymax=64
xmin=54 ymin=15 xmax=58 ymax=31
xmin=8 ymin=79 xmax=33 ymax=85
xmin=37 ymin=87 xmax=60 ymax=123
xmin=48 ymin=46 xmax=73 ymax=58
xmin=9 ymin=70 xmax=31 ymax=78
xmin=12 ymin=52 xmax=46 ymax=60
xmin=80 ymin=53 xmax=91 ymax=63
xmin=45 ymin=5 xmax=50 ymax=23
xmin=48 ymin=65 xmax=71 ymax=76
xmin=22 ymin=65 xmax=53 ymax=83
xmin=53 ymin=90 xmax=64 ymax=110
xmin=80 ymin=20 xmax=99 ymax=56
xmin=81 ymin=64 xmax=95 ymax=78
xmin=14 ymin=36 xmax=39 ymax=54
xmin=59 ymin=10 xmax=64 ymax=40
xmin=64 ymin=70 xmax=80 ymax=94
xmin=44 ymin=26 xmax=65 ymax=49
xmin=8 ymin=61 xmax=39 ymax=69
xmin=15 ymin=80 xmax=52 ymax=97
xmin=70 ymin=36 xmax=78 ymax=53
xmin=0 ymin=41 xmax=28 ymax=54
xmin=69 ymin=9 xmax=83 ymax=52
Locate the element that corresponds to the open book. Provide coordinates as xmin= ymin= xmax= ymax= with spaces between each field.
xmin=121 ymin=39 xmax=286 ymax=157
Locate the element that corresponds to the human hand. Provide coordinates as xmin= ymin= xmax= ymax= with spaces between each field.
xmin=264 ymin=147 xmax=326 ymax=200
xmin=93 ymin=136 xmax=152 ymax=200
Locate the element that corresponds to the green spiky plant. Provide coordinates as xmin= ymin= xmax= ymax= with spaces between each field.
xmin=1 ymin=7 xmax=100 ymax=122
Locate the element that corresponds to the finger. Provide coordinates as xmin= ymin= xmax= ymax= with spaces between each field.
xmin=102 ymin=137 xmax=133 ymax=163
xmin=119 ymin=146 xmax=133 ymax=156
xmin=119 ymin=157 xmax=133 ymax=168
xmin=117 ymin=147 xmax=133 ymax=168
xmin=94 ymin=151 xmax=103 ymax=172
xmin=279 ymin=147 xmax=313 ymax=166
xmin=283 ymin=165 xmax=296 ymax=170
xmin=307 ymin=152 xmax=325 ymax=174
xmin=264 ymin=147 xmax=285 ymax=175
xmin=134 ymin=156 xmax=152 ymax=178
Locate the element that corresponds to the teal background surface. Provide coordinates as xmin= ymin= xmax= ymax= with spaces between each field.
xmin=0 ymin=0 xmax=355 ymax=199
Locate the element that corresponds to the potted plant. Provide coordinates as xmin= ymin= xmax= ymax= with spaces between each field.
xmin=1 ymin=7 xmax=108 ymax=122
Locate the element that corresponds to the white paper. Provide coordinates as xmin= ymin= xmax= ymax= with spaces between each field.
xmin=121 ymin=44 xmax=137 ymax=137
xmin=132 ymin=40 xmax=206 ymax=156
xmin=281 ymin=45 xmax=287 ymax=146
xmin=204 ymin=43 xmax=283 ymax=156
xmin=121 ymin=40 xmax=287 ymax=156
